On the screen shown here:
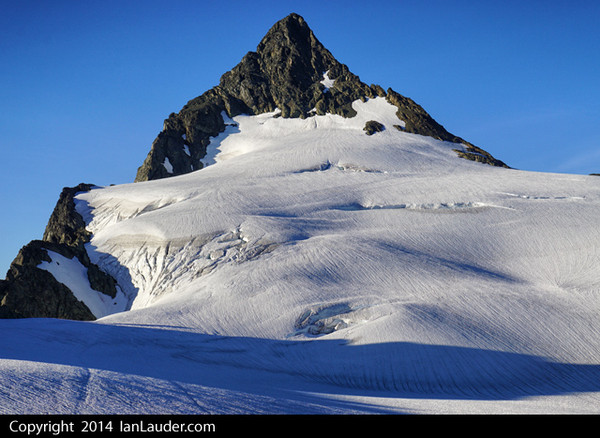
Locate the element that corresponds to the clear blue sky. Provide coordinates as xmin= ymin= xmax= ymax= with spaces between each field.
xmin=2 ymin=0 xmax=599 ymax=275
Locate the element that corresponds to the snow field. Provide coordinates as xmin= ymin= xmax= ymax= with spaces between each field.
xmin=3 ymin=97 xmax=600 ymax=413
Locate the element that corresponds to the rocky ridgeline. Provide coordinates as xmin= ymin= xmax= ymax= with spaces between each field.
xmin=0 ymin=184 xmax=118 ymax=320
xmin=135 ymin=13 xmax=506 ymax=182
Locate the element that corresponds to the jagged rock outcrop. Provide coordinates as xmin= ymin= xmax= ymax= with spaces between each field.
xmin=364 ymin=120 xmax=385 ymax=135
xmin=0 ymin=241 xmax=96 ymax=320
xmin=0 ymin=184 xmax=118 ymax=320
xmin=43 ymin=183 xmax=93 ymax=249
xmin=135 ymin=13 xmax=507 ymax=182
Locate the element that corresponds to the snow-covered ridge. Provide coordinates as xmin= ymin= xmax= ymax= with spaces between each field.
xmin=74 ymin=97 xmax=454 ymax=314
xmin=74 ymin=96 xmax=600 ymax=344
xmin=204 ymin=97 xmax=406 ymax=166
xmin=5 ymin=94 xmax=600 ymax=414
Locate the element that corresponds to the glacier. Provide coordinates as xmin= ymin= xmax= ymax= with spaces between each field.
xmin=2 ymin=97 xmax=600 ymax=414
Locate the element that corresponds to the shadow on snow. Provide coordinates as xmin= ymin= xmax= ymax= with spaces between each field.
xmin=1 ymin=317 xmax=599 ymax=413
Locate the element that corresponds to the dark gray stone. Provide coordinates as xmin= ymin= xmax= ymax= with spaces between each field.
xmin=0 ymin=240 xmax=96 ymax=320
xmin=364 ymin=120 xmax=385 ymax=135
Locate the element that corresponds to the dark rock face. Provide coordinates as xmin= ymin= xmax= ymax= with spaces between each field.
xmin=135 ymin=13 xmax=505 ymax=182
xmin=0 ymin=241 xmax=96 ymax=320
xmin=43 ymin=183 xmax=93 ymax=249
xmin=364 ymin=120 xmax=385 ymax=135
xmin=0 ymin=184 xmax=118 ymax=320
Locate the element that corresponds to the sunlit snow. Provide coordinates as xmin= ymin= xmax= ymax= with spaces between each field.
xmin=321 ymin=70 xmax=334 ymax=92
xmin=3 ymin=97 xmax=600 ymax=414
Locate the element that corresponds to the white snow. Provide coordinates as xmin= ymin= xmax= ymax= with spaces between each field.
xmin=3 ymin=96 xmax=600 ymax=414
xmin=162 ymin=157 xmax=173 ymax=173
xmin=321 ymin=70 xmax=334 ymax=92
xmin=200 ymin=111 xmax=240 ymax=167
xmin=37 ymin=250 xmax=128 ymax=318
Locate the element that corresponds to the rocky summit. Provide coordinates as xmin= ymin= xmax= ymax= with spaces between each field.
xmin=134 ymin=13 xmax=506 ymax=182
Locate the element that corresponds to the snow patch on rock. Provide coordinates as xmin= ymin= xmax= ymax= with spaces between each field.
xmin=320 ymin=70 xmax=335 ymax=92
xmin=37 ymin=251 xmax=128 ymax=318
xmin=162 ymin=157 xmax=173 ymax=173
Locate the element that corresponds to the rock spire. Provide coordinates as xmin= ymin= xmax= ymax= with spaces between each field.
xmin=135 ymin=13 xmax=506 ymax=182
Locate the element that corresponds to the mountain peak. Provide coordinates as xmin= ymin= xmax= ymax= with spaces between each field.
xmin=258 ymin=12 xmax=310 ymax=42
xmin=254 ymin=12 xmax=333 ymax=91
xmin=134 ymin=14 xmax=507 ymax=182
xmin=215 ymin=11 xmax=376 ymax=121
xmin=257 ymin=12 xmax=319 ymax=56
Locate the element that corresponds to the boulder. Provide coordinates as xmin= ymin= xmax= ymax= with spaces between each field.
xmin=364 ymin=120 xmax=385 ymax=135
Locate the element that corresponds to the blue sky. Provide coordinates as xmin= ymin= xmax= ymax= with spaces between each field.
xmin=1 ymin=0 xmax=599 ymax=275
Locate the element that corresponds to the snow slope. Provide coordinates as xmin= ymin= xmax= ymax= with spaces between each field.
xmin=2 ymin=97 xmax=600 ymax=414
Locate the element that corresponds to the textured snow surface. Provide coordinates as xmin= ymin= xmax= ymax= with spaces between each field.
xmin=3 ymin=98 xmax=600 ymax=414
